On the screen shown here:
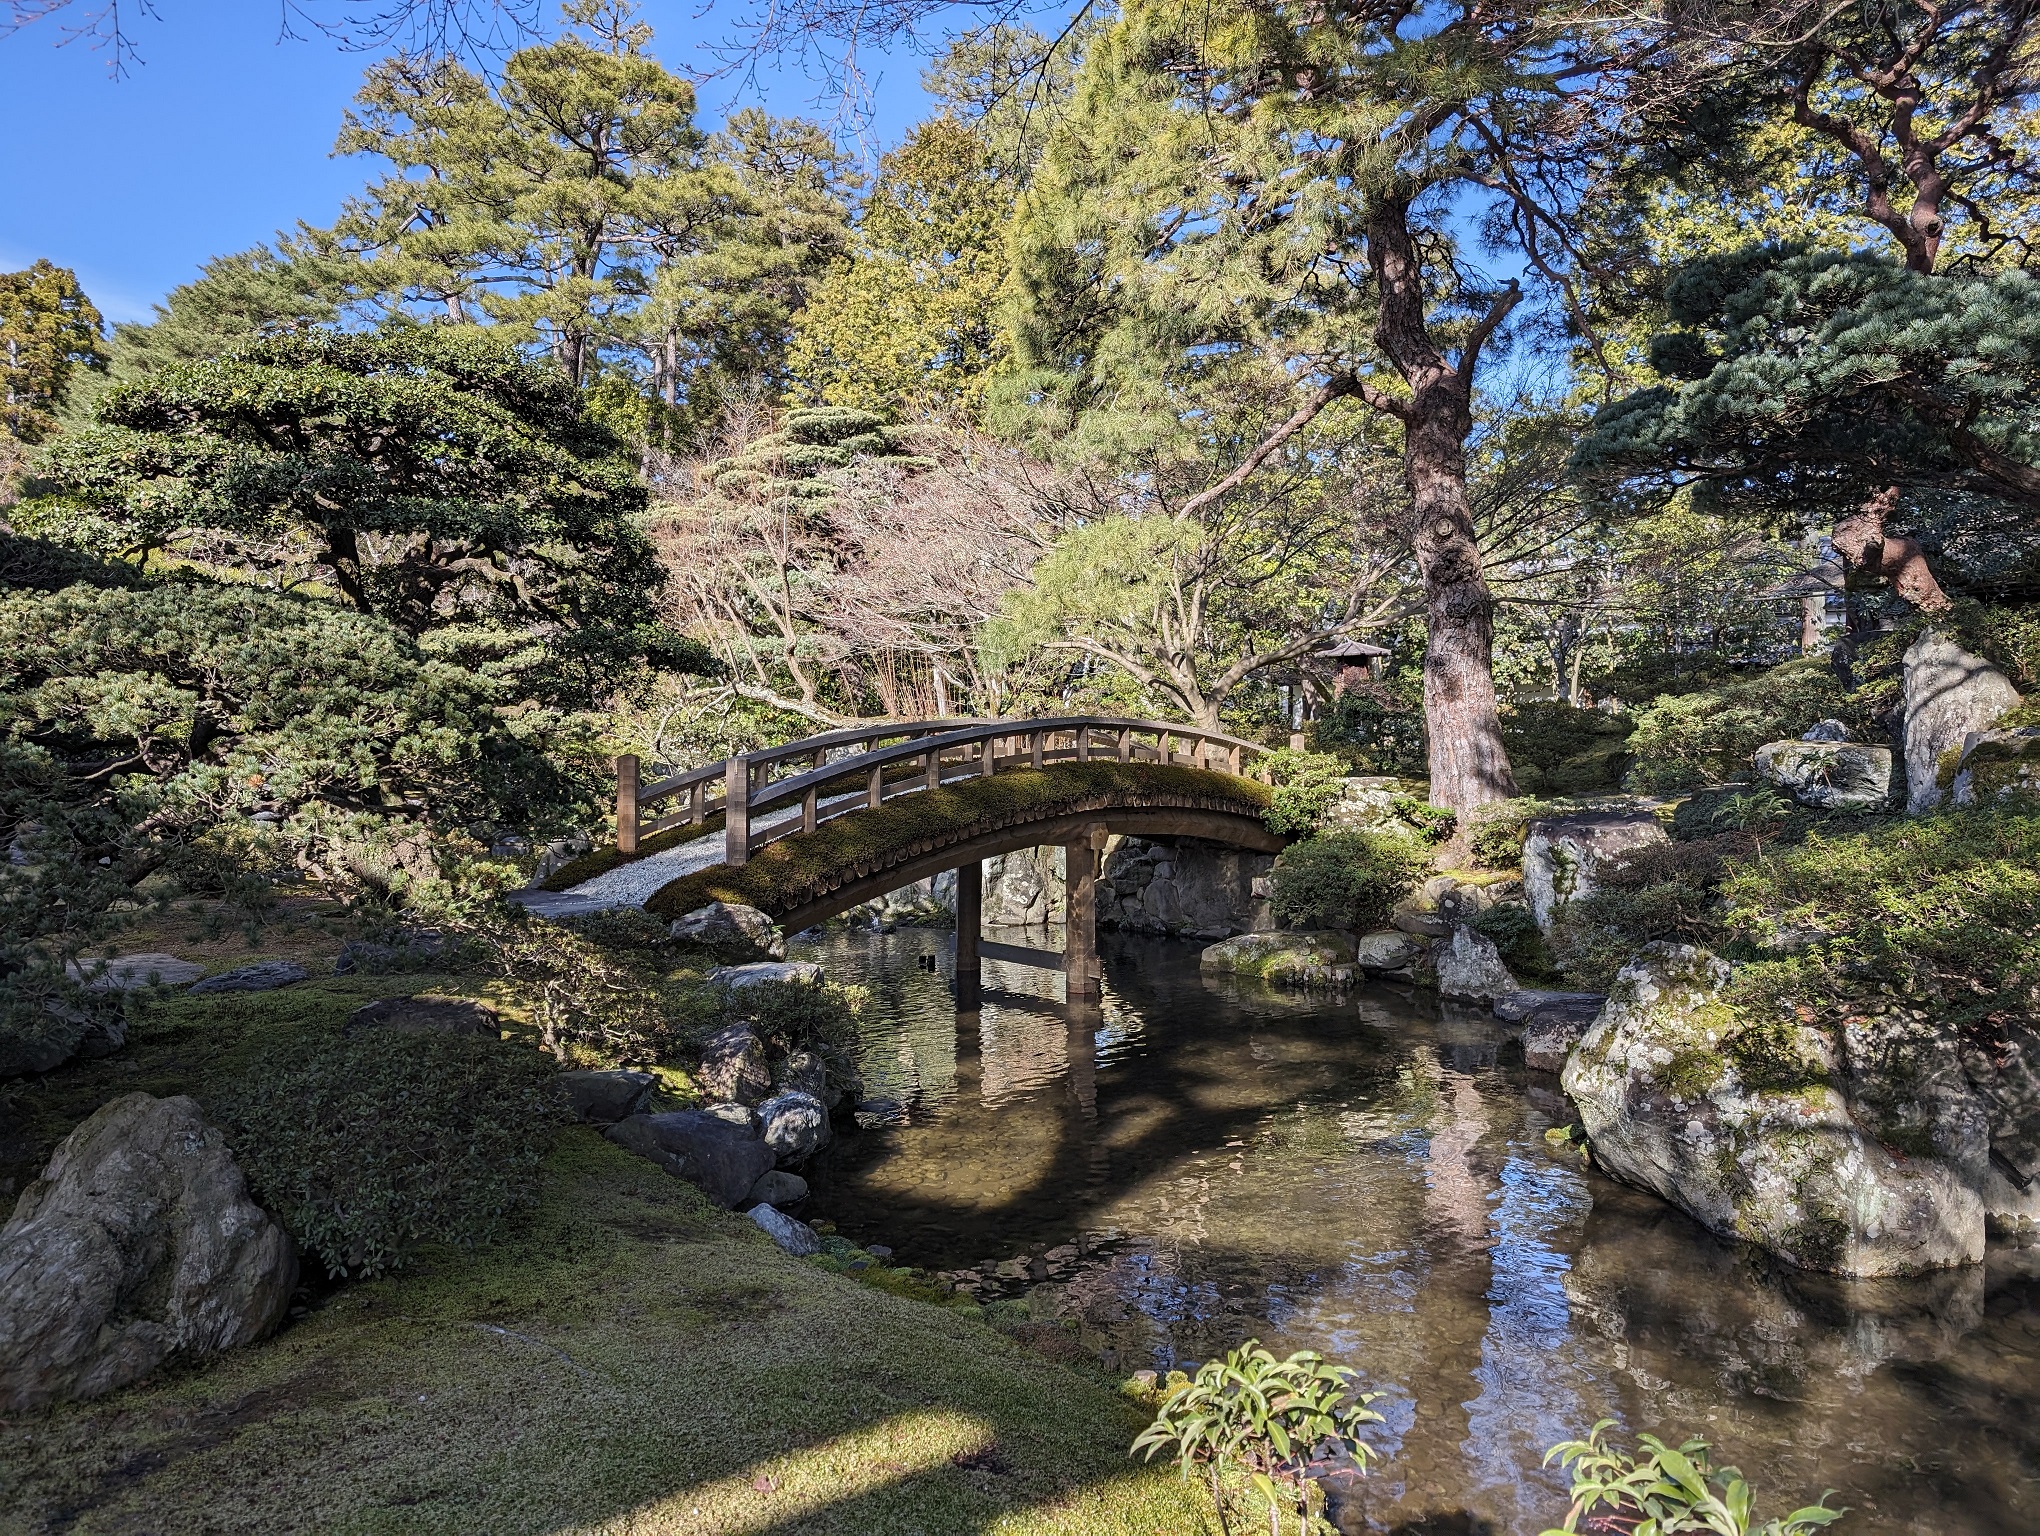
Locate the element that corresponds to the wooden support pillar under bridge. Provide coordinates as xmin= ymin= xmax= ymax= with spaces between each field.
xmin=950 ymin=825 xmax=1105 ymax=1006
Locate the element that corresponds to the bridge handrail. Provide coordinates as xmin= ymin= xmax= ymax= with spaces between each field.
xmin=610 ymin=714 xmax=1272 ymax=865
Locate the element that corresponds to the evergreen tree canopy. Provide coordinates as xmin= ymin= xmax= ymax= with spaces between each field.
xmin=1574 ymin=246 xmax=2040 ymax=588
xmin=0 ymin=260 xmax=107 ymax=447
xmin=24 ymin=326 xmax=704 ymax=692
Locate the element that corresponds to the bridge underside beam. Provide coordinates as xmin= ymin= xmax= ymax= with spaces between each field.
xmin=772 ymin=806 xmax=1282 ymax=935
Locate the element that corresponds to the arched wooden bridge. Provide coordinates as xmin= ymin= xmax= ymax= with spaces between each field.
xmin=608 ymin=716 xmax=1287 ymax=1004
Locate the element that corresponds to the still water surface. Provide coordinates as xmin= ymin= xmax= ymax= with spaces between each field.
xmin=795 ymin=926 xmax=2040 ymax=1535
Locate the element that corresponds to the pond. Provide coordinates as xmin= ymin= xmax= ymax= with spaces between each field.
xmin=795 ymin=925 xmax=2040 ymax=1536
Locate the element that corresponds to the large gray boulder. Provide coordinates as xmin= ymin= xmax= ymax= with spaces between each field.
xmin=1522 ymin=811 xmax=1669 ymax=935
xmin=1904 ymin=629 xmax=2020 ymax=813
xmin=757 ymin=1092 xmax=831 ymax=1165
xmin=708 ymin=961 xmax=825 ymax=990
xmin=1434 ymin=926 xmax=1519 ymax=1003
xmin=1753 ymin=740 xmax=1893 ymax=811
xmin=1563 ymin=944 xmax=1984 ymax=1276
xmin=555 ymin=1069 xmax=654 ymax=1125
xmin=697 ymin=1024 xmax=771 ymax=1106
xmin=669 ymin=900 xmax=786 ymax=959
xmin=773 ymin=1049 xmax=829 ymax=1101
xmin=1199 ymin=931 xmax=1356 ymax=989
xmin=1354 ymin=930 xmax=1424 ymax=972
xmin=0 ymin=997 xmax=126 ymax=1079
xmin=1097 ymin=836 xmax=1274 ymax=939
xmin=0 ymin=1094 xmax=296 ymax=1411
xmin=603 ymin=1110 xmax=775 ymax=1208
xmin=984 ymin=846 xmax=1063 ymax=926
xmin=344 ymin=995 xmax=499 ymax=1038
xmin=745 ymin=1169 xmax=809 ymax=1207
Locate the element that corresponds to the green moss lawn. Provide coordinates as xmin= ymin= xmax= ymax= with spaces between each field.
xmin=0 ymin=909 xmax=1206 ymax=1536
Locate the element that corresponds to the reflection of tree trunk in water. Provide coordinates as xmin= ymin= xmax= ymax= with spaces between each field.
xmin=1409 ymin=1064 xmax=1497 ymax=1516
xmin=1065 ymin=1003 xmax=1110 ymax=1189
xmin=1833 ymin=488 xmax=1950 ymax=615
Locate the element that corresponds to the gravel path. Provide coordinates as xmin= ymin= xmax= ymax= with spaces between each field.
xmin=510 ymin=791 xmax=867 ymax=919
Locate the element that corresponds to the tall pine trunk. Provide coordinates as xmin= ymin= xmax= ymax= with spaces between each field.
xmin=1407 ymin=407 xmax=1518 ymax=809
xmin=1367 ymin=195 xmax=1519 ymax=811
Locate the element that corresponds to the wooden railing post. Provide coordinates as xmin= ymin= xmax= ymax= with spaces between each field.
xmin=1117 ymin=728 xmax=1130 ymax=763
xmin=1029 ymin=730 xmax=1043 ymax=769
xmin=688 ymin=779 xmax=703 ymax=826
xmin=1075 ymin=725 xmax=1090 ymax=764
xmin=615 ymin=754 xmax=639 ymax=855
xmin=868 ymin=762 xmax=884 ymax=810
xmin=725 ymin=755 xmax=751 ymax=867
xmin=980 ymin=734 xmax=996 ymax=778
xmin=925 ymin=744 xmax=942 ymax=792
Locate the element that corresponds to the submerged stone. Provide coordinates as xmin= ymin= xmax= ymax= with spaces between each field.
xmin=1198 ymin=931 xmax=1356 ymax=989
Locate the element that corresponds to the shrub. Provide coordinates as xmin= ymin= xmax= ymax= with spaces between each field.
xmin=1547 ymin=836 xmax=1747 ymax=990
xmin=1469 ymin=904 xmax=1560 ymax=984
xmin=1501 ymin=702 xmax=1635 ymax=795
xmin=726 ymin=977 xmax=867 ymax=1055
xmin=491 ymin=909 xmax=718 ymax=1064
xmin=1311 ymin=685 xmax=1426 ymax=775
xmin=1624 ymin=656 xmax=1868 ymax=794
xmin=1465 ymin=797 xmax=1553 ymax=870
xmin=1268 ymin=831 xmax=1429 ymax=931
xmin=1719 ymin=806 xmax=2040 ymax=1030
xmin=1260 ymin=748 xmax=1350 ymax=836
xmin=220 ymin=1029 xmax=564 ymax=1278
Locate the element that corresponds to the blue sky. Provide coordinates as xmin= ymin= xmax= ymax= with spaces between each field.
xmin=0 ymin=2 xmax=938 ymax=324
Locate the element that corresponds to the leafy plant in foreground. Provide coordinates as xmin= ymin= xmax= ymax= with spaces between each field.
xmin=1132 ymin=1341 xmax=1382 ymax=1536
xmin=1541 ymin=1420 xmax=1845 ymax=1536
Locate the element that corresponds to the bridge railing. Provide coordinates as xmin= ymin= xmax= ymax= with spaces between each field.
xmin=611 ymin=716 xmax=1272 ymax=866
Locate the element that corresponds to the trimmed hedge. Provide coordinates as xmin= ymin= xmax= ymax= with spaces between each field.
xmin=643 ymin=762 xmax=1274 ymax=920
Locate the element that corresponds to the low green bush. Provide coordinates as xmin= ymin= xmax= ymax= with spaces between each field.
xmin=1547 ymin=836 xmax=1749 ymax=989
xmin=727 ymin=977 xmax=867 ymax=1055
xmin=1268 ymin=832 xmax=1429 ymax=931
xmin=1469 ymin=904 xmax=1561 ymax=984
xmin=1310 ymin=687 xmax=1426 ymax=776
xmin=1720 ymin=806 xmax=2040 ymax=1030
xmin=1501 ymin=702 xmax=1634 ymax=795
xmin=1465 ymin=797 xmax=1555 ymax=870
xmin=491 ymin=909 xmax=719 ymax=1064
xmin=220 ymin=1029 xmax=565 ymax=1278
xmin=1623 ymin=656 xmax=1869 ymax=794
xmin=1260 ymin=748 xmax=1351 ymax=837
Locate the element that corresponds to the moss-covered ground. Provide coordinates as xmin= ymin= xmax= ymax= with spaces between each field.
xmin=0 ymin=907 xmax=1207 ymax=1535
xmin=643 ymin=761 xmax=1273 ymax=921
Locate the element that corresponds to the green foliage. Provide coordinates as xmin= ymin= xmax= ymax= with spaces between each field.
xmin=702 ymin=405 xmax=926 ymax=510
xmin=1132 ymin=1340 xmax=1382 ymax=1536
xmin=1624 ymin=657 xmax=1864 ymax=794
xmin=1575 ymin=247 xmax=2040 ymax=582
xmin=1719 ymin=807 xmax=2040 ymax=1031
xmin=0 ymin=581 xmax=582 ymax=924
xmin=220 ymin=1028 xmax=564 ymax=1278
xmin=723 ymin=976 xmax=865 ymax=1056
xmin=26 ymin=327 xmax=697 ymax=685
xmin=1549 ymin=836 xmax=1748 ymax=990
xmin=0 ymin=259 xmax=106 ymax=449
xmin=492 ymin=909 xmax=719 ymax=1064
xmin=1268 ymin=832 xmax=1429 ymax=932
xmin=1541 ymin=1419 xmax=1844 ymax=1536
xmin=788 ymin=115 xmax=1015 ymax=419
xmin=1470 ymin=904 xmax=1561 ymax=985
xmin=1502 ymin=702 xmax=1635 ymax=795
xmin=104 ymin=241 xmax=354 ymax=387
xmin=1260 ymin=748 xmax=1350 ymax=837
xmin=643 ymin=760 xmax=1270 ymax=919
xmin=1311 ymin=688 xmax=1426 ymax=777
xmin=1466 ymin=798 xmax=1553 ymax=870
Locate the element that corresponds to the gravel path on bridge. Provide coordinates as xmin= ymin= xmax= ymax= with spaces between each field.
xmin=511 ymin=791 xmax=868 ymax=919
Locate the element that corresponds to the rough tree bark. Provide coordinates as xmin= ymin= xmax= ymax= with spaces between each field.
xmin=1366 ymin=194 xmax=1521 ymax=811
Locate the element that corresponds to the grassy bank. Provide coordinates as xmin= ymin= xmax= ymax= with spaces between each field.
xmin=1 ymin=1132 xmax=1204 ymax=1535
xmin=0 ymin=910 xmax=1205 ymax=1536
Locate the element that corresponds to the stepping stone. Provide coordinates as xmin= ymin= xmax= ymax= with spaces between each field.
xmin=343 ymin=995 xmax=500 ymax=1038
xmin=64 ymin=954 xmax=205 ymax=991
xmin=188 ymin=961 xmax=309 ymax=994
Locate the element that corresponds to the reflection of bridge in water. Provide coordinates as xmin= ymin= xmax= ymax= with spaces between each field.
xmin=607 ymin=716 xmax=1289 ymax=1005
